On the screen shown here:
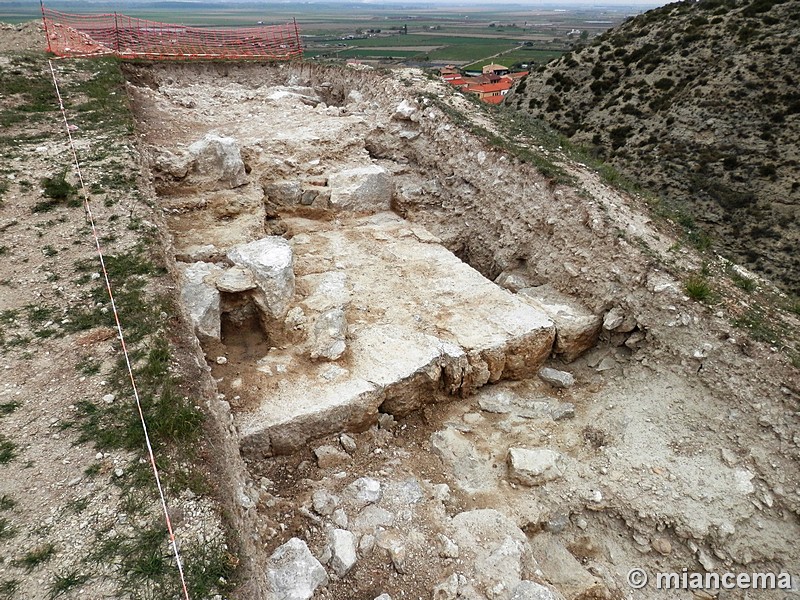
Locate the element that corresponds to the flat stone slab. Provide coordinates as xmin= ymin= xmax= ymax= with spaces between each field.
xmin=236 ymin=213 xmax=554 ymax=457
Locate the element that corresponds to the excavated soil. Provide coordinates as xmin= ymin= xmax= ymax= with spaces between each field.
xmin=122 ymin=61 xmax=800 ymax=600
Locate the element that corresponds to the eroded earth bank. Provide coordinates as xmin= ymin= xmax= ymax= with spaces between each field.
xmin=125 ymin=61 xmax=799 ymax=600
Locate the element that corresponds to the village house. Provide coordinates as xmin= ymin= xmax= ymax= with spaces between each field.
xmin=482 ymin=63 xmax=510 ymax=76
xmin=439 ymin=65 xmax=528 ymax=105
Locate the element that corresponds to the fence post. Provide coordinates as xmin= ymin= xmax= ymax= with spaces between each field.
xmin=39 ymin=0 xmax=52 ymax=54
xmin=293 ymin=17 xmax=302 ymax=58
xmin=114 ymin=12 xmax=120 ymax=53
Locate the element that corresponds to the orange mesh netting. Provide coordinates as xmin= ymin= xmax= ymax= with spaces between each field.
xmin=41 ymin=6 xmax=302 ymax=60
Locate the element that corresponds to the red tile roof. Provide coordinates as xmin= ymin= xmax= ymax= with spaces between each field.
xmin=483 ymin=95 xmax=505 ymax=105
xmin=467 ymin=81 xmax=513 ymax=94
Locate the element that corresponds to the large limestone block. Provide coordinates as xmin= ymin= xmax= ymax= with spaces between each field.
xmin=186 ymin=134 xmax=248 ymax=190
xmin=238 ymin=325 xmax=467 ymax=457
xmin=266 ymin=538 xmax=329 ymax=600
xmin=518 ymin=285 xmax=601 ymax=362
xmin=227 ymin=237 xmax=295 ymax=320
xmin=178 ymin=262 xmax=222 ymax=340
xmin=235 ymin=214 xmax=554 ymax=457
xmin=328 ymin=165 xmax=394 ymax=212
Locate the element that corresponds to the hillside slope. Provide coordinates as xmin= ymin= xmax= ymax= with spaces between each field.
xmin=507 ymin=0 xmax=800 ymax=295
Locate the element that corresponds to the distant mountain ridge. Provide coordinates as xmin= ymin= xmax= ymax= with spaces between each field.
xmin=507 ymin=0 xmax=800 ymax=294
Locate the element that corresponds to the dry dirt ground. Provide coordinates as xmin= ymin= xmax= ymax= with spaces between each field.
xmin=1 ymin=20 xmax=799 ymax=600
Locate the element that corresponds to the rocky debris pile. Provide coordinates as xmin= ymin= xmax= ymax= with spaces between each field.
xmin=261 ymin=464 xmax=600 ymax=600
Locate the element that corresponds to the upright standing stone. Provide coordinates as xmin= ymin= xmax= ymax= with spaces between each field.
xmin=228 ymin=237 xmax=295 ymax=320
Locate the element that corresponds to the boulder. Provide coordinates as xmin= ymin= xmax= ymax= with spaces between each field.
xmin=178 ymin=262 xmax=221 ymax=340
xmin=476 ymin=387 xmax=573 ymax=421
xmin=344 ymin=477 xmax=382 ymax=509
xmin=312 ymin=489 xmax=339 ymax=517
xmin=266 ymin=538 xmax=328 ymax=600
xmin=152 ymin=148 xmax=190 ymax=179
xmin=328 ymin=165 xmax=394 ymax=212
xmin=309 ymin=308 xmax=348 ymax=361
xmin=527 ymin=534 xmax=609 ymax=600
xmin=538 ymin=367 xmax=574 ymax=389
xmin=329 ymin=529 xmax=358 ymax=577
xmin=352 ymin=505 xmax=395 ymax=536
xmin=507 ymin=448 xmax=565 ymax=487
xmin=518 ymin=285 xmax=600 ymax=362
xmin=313 ymin=444 xmax=350 ymax=469
xmin=495 ymin=271 xmax=531 ymax=293
xmin=186 ymin=134 xmax=247 ymax=190
xmin=603 ymin=306 xmax=637 ymax=333
xmin=227 ymin=237 xmax=295 ymax=320
xmin=392 ymin=99 xmax=419 ymax=121
xmin=602 ymin=307 xmax=625 ymax=331
xmin=431 ymin=427 xmax=496 ymax=494
xmin=339 ymin=433 xmax=357 ymax=454
xmin=376 ymin=530 xmax=407 ymax=573
xmin=264 ymin=180 xmax=302 ymax=205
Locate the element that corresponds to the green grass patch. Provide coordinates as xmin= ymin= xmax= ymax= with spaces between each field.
xmin=729 ymin=271 xmax=757 ymax=292
xmin=0 ymin=495 xmax=15 ymax=511
xmin=0 ymin=435 xmax=17 ymax=464
xmin=48 ymin=569 xmax=89 ymax=600
xmin=19 ymin=543 xmax=56 ymax=572
xmin=684 ymin=275 xmax=713 ymax=302
xmin=0 ymin=517 xmax=17 ymax=541
xmin=0 ymin=401 xmax=21 ymax=416
xmin=733 ymin=307 xmax=781 ymax=345
xmin=0 ymin=579 xmax=20 ymax=600
xmin=33 ymin=170 xmax=80 ymax=213
xmin=76 ymin=357 xmax=102 ymax=376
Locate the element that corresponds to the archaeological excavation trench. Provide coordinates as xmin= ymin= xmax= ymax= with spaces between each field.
xmin=124 ymin=62 xmax=799 ymax=599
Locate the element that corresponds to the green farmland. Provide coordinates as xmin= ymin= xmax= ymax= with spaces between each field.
xmin=307 ymin=33 xmax=565 ymax=65
xmin=465 ymin=48 xmax=565 ymax=70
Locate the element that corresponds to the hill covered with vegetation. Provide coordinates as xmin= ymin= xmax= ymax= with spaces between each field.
xmin=507 ymin=0 xmax=800 ymax=295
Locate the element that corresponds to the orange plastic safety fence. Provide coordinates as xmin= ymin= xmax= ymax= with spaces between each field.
xmin=41 ymin=6 xmax=302 ymax=60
